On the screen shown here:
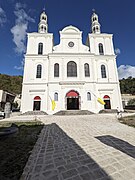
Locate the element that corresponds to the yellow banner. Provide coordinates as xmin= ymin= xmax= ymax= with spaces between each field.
xmin=52 ymin=100 xmax=56 ymax=111
xmin=97 ymin=98 xmax=106 ymax=105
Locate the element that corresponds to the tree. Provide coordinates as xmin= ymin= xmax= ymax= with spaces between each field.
xmin=0 ymin=74 xmax=23 ymax=94
xmin=119 ymin=77 xmax=135 ymax=95
xmin=127 ymin=99 xmax=135 ymax=106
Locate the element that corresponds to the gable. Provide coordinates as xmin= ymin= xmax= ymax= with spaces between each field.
xmin=53 ymin=25 xmax=89 ymax=53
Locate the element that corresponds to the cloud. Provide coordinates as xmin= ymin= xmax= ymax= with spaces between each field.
xmin=14 ymin=58 xmax=25 ymax=70
xmin=15 ymin=2 xmax=26 ymax=9
xmin=118 ymin=65 xmax=135 ymax=79
xmin=11 ymin=24 xmax=27 ymax=54
xmin=11 ymin=3 xmax=35 ymax=54
xmin=115 ymin=48 xmax=121 ymax=55
xmin=0 ymin=7 xmax=7 ymax=26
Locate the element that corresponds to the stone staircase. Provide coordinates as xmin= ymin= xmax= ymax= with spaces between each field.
xmin=21 ymin=111 xmax=48 ymax=116
xmin=99 ymin=109 xmax=117 ymax=113
xmin=54 ymin=110 xmax=94 ymax=116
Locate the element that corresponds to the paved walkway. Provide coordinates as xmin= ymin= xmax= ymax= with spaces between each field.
xmin=21 ymin=114 xmax=135 ymax=180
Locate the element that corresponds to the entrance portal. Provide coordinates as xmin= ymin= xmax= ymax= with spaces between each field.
xmin=33 ymin=96 xmax=41 ymax=111
xmin=67 ymin=98 xmax=79 ymax=110
xmin=66 ymin=90 xmax=80 ymax=110
xmin=104 ymin=95 xmax=111 ymax=109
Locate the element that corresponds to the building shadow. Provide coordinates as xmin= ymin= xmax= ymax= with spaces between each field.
xmin=0 ymin=122 xmax=44 ymax=180
xmin=22 ymin=123 xmax=112 ymax=180
xmin=95 ymin=135 xmax=135 ymax=159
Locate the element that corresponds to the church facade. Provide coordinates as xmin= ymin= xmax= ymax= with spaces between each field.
xmin=21 ymin=11 xmax=123 ymax=114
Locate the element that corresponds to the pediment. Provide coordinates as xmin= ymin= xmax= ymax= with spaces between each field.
xmin=53 ymin=25 xmax=89 ymax=53
xmin=61 ymin=25 xmax=80 ymax=33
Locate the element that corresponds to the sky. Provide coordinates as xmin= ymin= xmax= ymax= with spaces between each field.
xmin=0 ymin=0 xmax=135 ymax=79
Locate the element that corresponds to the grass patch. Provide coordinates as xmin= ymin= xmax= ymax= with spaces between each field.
xmin=0 ymin=121 xmax=44 ymax=180
xmin=119 ymin=115 xmax=135 ymax=127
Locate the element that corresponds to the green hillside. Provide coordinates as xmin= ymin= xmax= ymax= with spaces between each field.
xmin=119 ymin=77 xmax=135 ymax=95
xmin=0 ymin=74 xmax=23 ymax=95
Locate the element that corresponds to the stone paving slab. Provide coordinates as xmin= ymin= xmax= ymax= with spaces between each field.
xmin=21 ymin=114 xmax=135 ymax=180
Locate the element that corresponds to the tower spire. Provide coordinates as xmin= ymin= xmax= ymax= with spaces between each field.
xmin=43 ymin=6 xmax=45 ymax=11
xmin=38 ymin=9 xmax=48 ymax=33
xmin=92 ymin=9 xmax=95 ymax=13
xmin=91 ymin=10 xmax=101 ymax=34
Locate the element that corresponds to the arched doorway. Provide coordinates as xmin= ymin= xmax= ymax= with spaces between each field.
xmin=66 ymin=90 xmax=80 ymax=110
xmin=104 ymin=95 xmax=111 ymax=109
xmin=33 ymin=96 xmax=41 ymax=111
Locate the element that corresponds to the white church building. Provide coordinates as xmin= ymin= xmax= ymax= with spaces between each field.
xmin=21 ymin=10 xmax=123 ymax=114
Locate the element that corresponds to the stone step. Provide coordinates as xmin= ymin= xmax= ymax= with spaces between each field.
xmin=99 ymin=109 xmax=117 ymax=113
xmin=54 ymin=110 xmax=94 ymax=116
xmin=21 ymin=111 xmax=48 ymax=116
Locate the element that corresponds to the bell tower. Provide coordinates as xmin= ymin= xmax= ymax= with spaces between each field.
xmin=38 ymin=10 xmax=48 ymax=33
xmin=91 ymin=9 xmax=101 ymax=34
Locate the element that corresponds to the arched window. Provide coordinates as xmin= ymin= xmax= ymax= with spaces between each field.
xmin=99 ymin=43 xmax=104 ymax=55
xmin=87 ymin=92 xmax=91 ymax=101
xmin=36 ymin=64 xmax=42 ymax=78
xmin=84 ymin=63 xmax=90 ymax=77
xmin=54 ymin=63 xmax=59 ymax=77
xmin=54 ymin=92 xmax=58 ymax=101
xmin=38 ymin=43 xmax=43 ymax=55
xmin=67 ymin=61 xmax=77 ymax=77
xmin=101 ymin=65 xmax=107 ymax=78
